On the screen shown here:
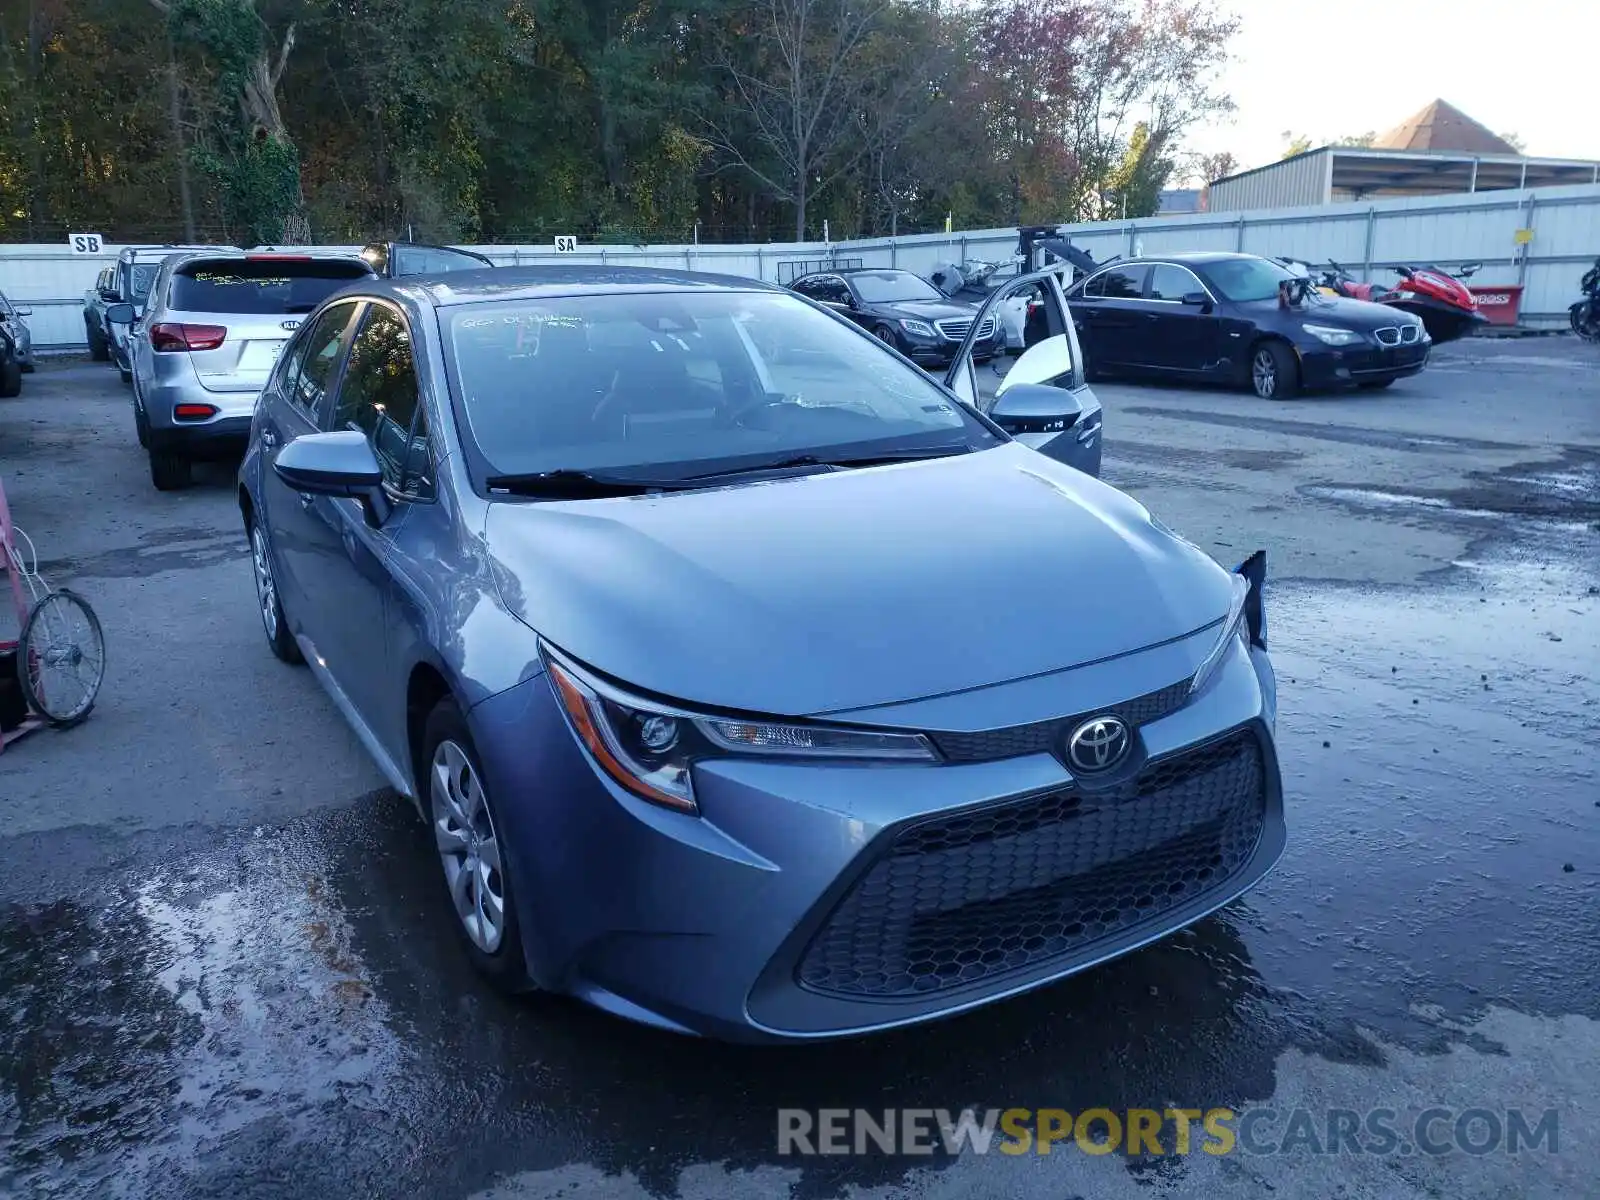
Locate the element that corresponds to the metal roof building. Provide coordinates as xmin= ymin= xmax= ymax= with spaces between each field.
xmin=1207 ymin=99 xmax=1600 ymax=213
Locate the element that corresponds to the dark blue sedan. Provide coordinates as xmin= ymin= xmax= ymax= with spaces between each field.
xmin=238 ymin=265 xmax=1284 ymax=1041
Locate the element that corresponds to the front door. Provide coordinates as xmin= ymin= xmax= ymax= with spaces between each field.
xmin=1144 ymin=263 xmax=1226 ymax=377
xmin=292 ymin=302 xmax=422 ymax=729
xmin=259 ymin=300 xmax=363 ymax=623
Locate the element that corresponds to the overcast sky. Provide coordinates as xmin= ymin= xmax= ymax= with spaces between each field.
xmin=1185 ymin=0 xmax=1598 ymax=172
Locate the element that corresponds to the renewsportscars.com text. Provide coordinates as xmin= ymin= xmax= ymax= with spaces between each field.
xmin=776 ymin=1106 xmax=1560 ymax=1158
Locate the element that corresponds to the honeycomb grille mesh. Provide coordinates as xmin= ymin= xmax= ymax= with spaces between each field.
xmin=928 ymin=680 xmax=1191 ymax=763
xmin=796 ymin=730 xmax=1265 ymax=998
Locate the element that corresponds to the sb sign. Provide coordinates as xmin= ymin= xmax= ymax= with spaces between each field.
xmin=68 ymin=233 xmax=104 ymax=255
xmin=553 ymin=236 xmax=578 ymax=253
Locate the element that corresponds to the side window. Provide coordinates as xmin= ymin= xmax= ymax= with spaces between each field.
xmin=1149 ymin=264 xmax=1202 ymax=302
xmin=331 ymin=305 xmax=426 ymax=493
xmin=821 ymin=278 xmax=852 ymax=306
xmin=287 ymin=303 xmax=355 ymax=418
xmin=791 ymin=277 xmax=819 ymax=299
xmin=1088 ymin=265 xmax=1150 ymax=300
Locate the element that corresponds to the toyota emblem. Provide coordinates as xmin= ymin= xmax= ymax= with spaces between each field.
xmin=1066 ymin=715 xmax=1131 ymax=774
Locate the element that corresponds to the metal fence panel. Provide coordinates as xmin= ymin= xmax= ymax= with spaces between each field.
xmin=4 ymin=183 xmax=1595 ymax=348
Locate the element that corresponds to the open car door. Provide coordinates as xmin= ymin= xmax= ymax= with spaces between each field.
xmin=941 ymin=267 xmax=1103 ymax=477
xmin=360 ymin=242 xmax=495 ymax=278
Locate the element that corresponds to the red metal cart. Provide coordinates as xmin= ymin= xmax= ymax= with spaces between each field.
xmin=1 ymin=475 xmax=105 ymax=754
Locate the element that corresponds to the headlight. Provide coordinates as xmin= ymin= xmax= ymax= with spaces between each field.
xmin=1188 ymin=551 xmax=1269 ymax=698
xmin=543 ymin=648 xmax=936 ymax=813
xmin=1302 ymin=323 xmax=1363 ymax=346
xmin=1189 ymin=574 xmax=1250 ymax=698
xmin=900 ymin=319 xmax=936 ymax=337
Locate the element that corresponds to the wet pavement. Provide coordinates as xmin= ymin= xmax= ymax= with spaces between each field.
xmin=1 ymin=341 xmax=1597 ymax=1199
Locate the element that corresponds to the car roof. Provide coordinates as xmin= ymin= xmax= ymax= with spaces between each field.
xmin=403 ymin=265 xmax=786 ymax=307
xmin=1115 ymin=252 xmax=1261 ymax=267
xmin=119 ymin=244 xmax=239 ymax=262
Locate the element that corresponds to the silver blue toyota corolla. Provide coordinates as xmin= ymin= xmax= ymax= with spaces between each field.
xmin=239 ymin=265 xmax=1283 ymax=1042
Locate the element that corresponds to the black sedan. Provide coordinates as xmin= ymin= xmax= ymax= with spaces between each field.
xmin=1065 ymin=252 xmax=1430 ymax=399
xmin=787 ymin=268 xmax=1002 ymax=367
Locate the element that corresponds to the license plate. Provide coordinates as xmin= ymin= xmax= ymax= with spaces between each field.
xmin=237 ymin=340 xmax=287 ymax=371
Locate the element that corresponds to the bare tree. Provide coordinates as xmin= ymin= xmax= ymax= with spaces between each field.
xmin=707 ymin=0 xmax=892 ymax=241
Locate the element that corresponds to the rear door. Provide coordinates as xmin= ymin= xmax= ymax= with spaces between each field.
xmin=164 ymin=256 xmax=374 ymax=394
xmin=1074 ymin=263 xmax=1150 ymax=370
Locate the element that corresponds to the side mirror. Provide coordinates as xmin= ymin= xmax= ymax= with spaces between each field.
xmin=13 ymin=306 xmax=30 ymax=317
xmin=988 ymin=382 xmax=1101 ymax=473
xmin=989 ymin=383 xmax=1086 ymax=432
xmin=105 ymin=303 xmax=136 ymax=325
xmin=272 ymin=430 xmax=392 ymax=527
xmin=1182 ymin=292 xmax=1213 ymax=312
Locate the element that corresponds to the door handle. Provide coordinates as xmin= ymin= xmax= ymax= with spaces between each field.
xmin=298 ymin=492 xmax=313 ymax=510
xmin=261 ymin=429 xmax=279 ymax=450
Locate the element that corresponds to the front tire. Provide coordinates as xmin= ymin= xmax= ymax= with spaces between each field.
xmin=874 ymin=323 xmax=901 ymax=351
xmin=423 ymin=700 xmax=532 ymax=992
xmin=1251 ymin=341 xmax=1299 ymax=400
xmin=87 ymin=322 xmax=110 ymax=362
xmin=249 ymin=519 xmax=302 ymax=664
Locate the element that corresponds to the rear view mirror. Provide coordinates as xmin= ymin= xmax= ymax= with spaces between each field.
xmin=272 ymin=430 xmax=392 ymax=527
xmin=105 ymin=303 xmax=136 ymax=325
xmin=1182 ymin=292 xmax=1212 ymax=309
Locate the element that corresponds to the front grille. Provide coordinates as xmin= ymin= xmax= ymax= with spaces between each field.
xmin=928 ymin=680 xmax=1190 ymax=763
xmin=796 ymin=729 xmax=1266 ymax=999
xmin=935 ymin=316 xmax=998 ymax=342
xmin=1375 ymin=325 xmax=1422 ymax=347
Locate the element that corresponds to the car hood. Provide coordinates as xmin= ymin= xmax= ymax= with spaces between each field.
xmin=484 ymin=443 xmax=1235 ymax=716
xmin=1239 ymin=294 xmax=1414 ymax=331
xmin=873 ymin=298 xmax=981 ymax=323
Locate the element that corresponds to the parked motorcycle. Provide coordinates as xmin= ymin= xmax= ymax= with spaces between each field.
xmin=1277 ymin=257 xmax=1487 ymax=344
xmin=1570 ymin=257 xmax=1600 ymax=342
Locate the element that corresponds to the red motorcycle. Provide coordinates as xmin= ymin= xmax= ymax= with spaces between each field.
xmin=1283 ymin=259 xmax=1488 ymax=344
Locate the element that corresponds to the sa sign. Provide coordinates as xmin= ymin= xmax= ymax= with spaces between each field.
xmin=69 ymin=233 xmax=104 ymax=255
xmin=553 ymin=236 xmax=578 ymax=253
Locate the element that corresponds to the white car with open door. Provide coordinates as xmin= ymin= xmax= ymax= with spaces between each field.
xmin=941 ymin=267 xmax=1103 ymax=477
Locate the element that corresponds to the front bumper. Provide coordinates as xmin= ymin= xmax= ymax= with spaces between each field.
xmin=469 ymin=634 xmax=1283 ymax=1042
xmin=1298 ymin=339 xmax=1430 ymax=388
xmin=901 ymin=326 xmax=1005 ymax=368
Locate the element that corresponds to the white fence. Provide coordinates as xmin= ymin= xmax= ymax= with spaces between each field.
xmin=5 ymin=183 xmax=1595 ymax=350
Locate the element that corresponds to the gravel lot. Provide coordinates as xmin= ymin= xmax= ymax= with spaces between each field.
xmin=1 ymin=338 xmax=1597 ymax=1200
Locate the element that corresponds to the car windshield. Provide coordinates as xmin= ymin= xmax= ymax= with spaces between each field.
xmin=444 ymin=290 xmax=993 ymax=484
xmin=1203 ymin=257 xmax=1298 ymax=302
xmin=848 ymin=272 xmax=943 ymax=303
xmin=169 ymin=258 xmax=371 ymax=314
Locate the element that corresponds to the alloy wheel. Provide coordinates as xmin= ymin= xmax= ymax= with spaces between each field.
xmin=431 ymin=739 xmax=506 ymax=954
xmin=1252 ymin=349 xmax=1276 ymax=398
xmin=251 ymin=525 xmax=279 ymax=642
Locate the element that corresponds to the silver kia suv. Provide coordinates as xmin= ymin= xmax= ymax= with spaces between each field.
xmin=110 ymin=249 xmax=374 ymax=490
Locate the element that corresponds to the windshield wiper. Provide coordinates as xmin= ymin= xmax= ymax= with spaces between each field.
xmin=675 ymin=444 xmax=971 ymax=484
xmin=485 ymin=468 xmax=695 ymax=497
xmin=487 ymin=445 xmax=973 ymax=497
